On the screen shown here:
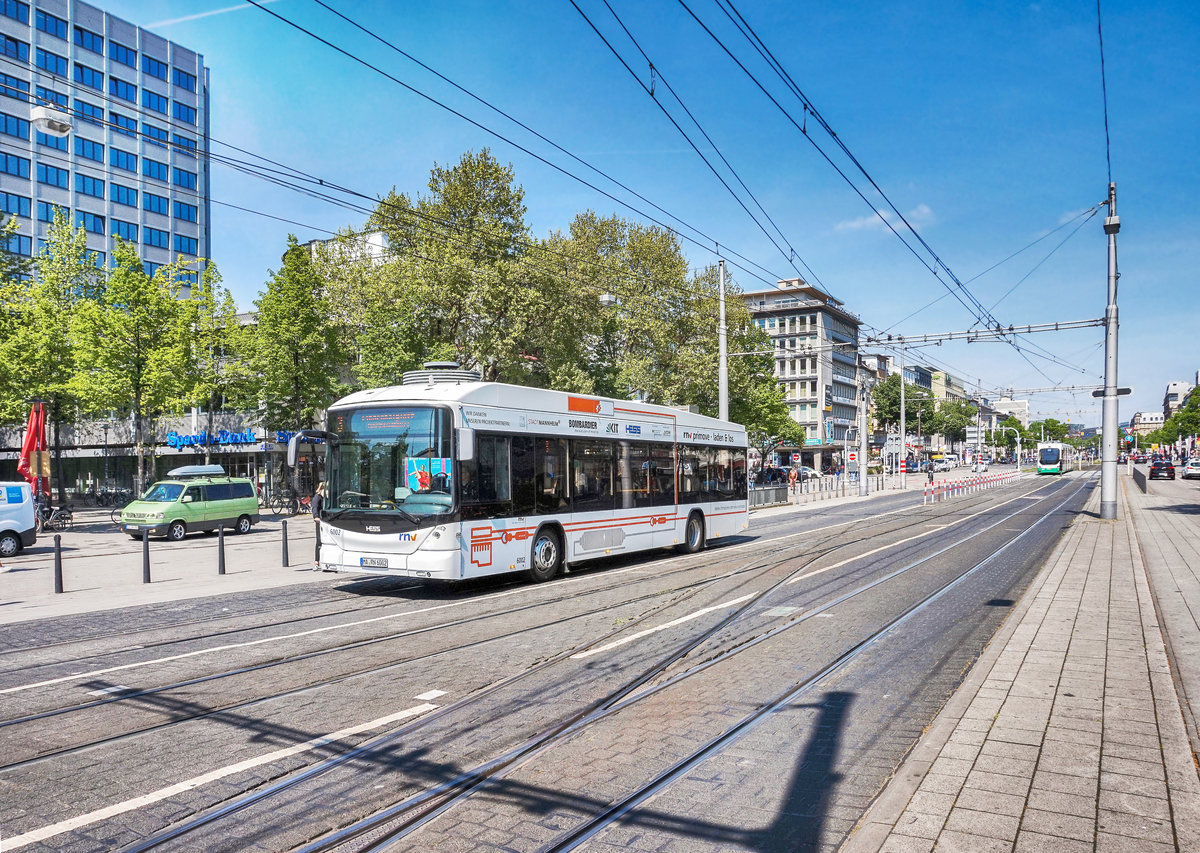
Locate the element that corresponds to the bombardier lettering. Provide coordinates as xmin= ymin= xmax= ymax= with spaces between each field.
xmin=569 ymin=418 xmax=598 ymax=429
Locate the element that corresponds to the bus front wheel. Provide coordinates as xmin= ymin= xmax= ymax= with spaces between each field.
xmin=677 ymin=513 xmax=706 ymax=554
xmin=528 ymin=527 xmax=563 ymax=583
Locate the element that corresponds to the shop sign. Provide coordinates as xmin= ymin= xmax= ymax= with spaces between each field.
xmin=275 ymin=430 xmax=324 ymax=444
xmin=166 ymin=429 xmax=258 ymax=448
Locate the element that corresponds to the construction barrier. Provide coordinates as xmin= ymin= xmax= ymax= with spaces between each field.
xmin=923 ymin=471 xmax=1020 ymax=505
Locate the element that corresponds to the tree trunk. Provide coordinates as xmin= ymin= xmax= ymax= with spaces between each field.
xmin=52 ymin=397 xmax=66 ymax=505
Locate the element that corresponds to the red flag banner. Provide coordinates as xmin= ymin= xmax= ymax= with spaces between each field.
xmin=16 ymin=402 xmax=49 ymax=494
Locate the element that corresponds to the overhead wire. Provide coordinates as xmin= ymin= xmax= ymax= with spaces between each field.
xmin=573 ymin=0 xmax=822 ymax=287
xmin=243 ymin=0 xmax=785 ymax=291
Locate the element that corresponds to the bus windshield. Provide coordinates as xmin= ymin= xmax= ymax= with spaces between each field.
xmin=326 ymin=406 xmax=454 ymax=517
xmin=1039 ymin=447 xmax=1061 ymax=464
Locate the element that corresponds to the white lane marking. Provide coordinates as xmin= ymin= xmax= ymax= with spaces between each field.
xmin=1 ymin=702 xmax=438 ymax=850
xmin=85 ymin=685 xmax=132 ymax=696
xmin=571 ymin=594 xmax=755 ymax=660
xmin=0 ymin=570 xmax=637 ymax=696
xmin=414 ymin=689 xmax=446 ymax=701
xmin=784 ymin=486 xmax=1047 ymax=587
xmin=786 ymin=526 xmax=950 ymax=585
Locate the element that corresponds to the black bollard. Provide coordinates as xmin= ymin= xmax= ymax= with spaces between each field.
xmin=281 ymin=519 xmax=289 ymax=568
xmin=142 ymin=528 xmax=150 ymax=583
xmin=217 ymin=524 xmax=226 ymax=575
xmin=53 ymin=533 xmax=62 ymax=594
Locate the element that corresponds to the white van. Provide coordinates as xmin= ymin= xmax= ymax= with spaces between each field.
xmin=0 ymin=481 xmax=37 ymax=558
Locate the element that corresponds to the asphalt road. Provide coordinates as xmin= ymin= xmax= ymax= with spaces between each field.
xmin=0 ymin=470 xmax=1092 ymax=852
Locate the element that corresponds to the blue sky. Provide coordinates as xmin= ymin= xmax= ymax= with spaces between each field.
xmin=108 ymin=0 xmax=1198 ymax=425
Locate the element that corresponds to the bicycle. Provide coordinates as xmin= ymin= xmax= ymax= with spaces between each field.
xmin=270 ymin=492 xmax=298 ymax=516
xmin=36 ymin=504 xmax=73 ymax=533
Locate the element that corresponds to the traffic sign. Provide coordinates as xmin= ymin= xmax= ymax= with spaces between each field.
xmin=791 ymin=453 xmax=800 ymax=463
xmin=847 ymin=451 xmax=857 ymax=463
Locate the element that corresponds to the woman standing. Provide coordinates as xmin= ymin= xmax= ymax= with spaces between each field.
xmin=311 ymin=481 xmax=325 ymax=570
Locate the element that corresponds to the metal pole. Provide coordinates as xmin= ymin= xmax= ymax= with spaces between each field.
xmin=718 ymin=259 xmax=729 ymax=422
xmin=281 ymin=519 xmax=289 ymax=567
xmin=899 ymin=342 xmax=906 ymax=489
xmin=858 ymin=376 xmax=869 ymax=496
xmin=53 ymin=533 xmax=62 ymax=594
xmin=1100 ymin=182 xmax=1120 ymax=519
xmin=217 ymin=524 xmax=226 ymax=575
xmin=142 ymin=528 xmax=150 ymax=583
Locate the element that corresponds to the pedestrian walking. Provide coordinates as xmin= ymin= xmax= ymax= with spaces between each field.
xmin=788 ymin=466 xmax=799 ymax=494
xmin=311 ymin=481 xmax=325 ymax=570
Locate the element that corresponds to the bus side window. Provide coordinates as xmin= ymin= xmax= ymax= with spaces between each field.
xmin=461 ymin=433 xmax=512 ymax=521
xmin=678 ymin=448 xmax=700 ymax=503
xmin=536 ymin=438 xmax=568 ymax=515
xmin=511 ymin=437 xmax=536 ymax=516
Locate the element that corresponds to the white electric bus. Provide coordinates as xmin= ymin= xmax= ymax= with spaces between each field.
xmin=289 ymin=366 xmax=749 ymax=583
xmin=1036 ymin=441 xmax=1074 ymax=475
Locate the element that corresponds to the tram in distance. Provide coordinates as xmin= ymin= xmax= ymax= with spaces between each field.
xmin=1036 ymin=441 xmax=1074 ymax=475
xmin=289 ymin=366 xmax=750 ymax=583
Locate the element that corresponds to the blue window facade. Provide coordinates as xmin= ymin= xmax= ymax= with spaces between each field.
xmin=6 ymin=233 xmax=31 ymax=255
xmin=74 ymin=137 xmax=103 ymax=162
xmin=110 ymin=112 xmax=135 ymax=137
xmin=73 ymin=27 xmax=103 ymax=53
xmin=172 ymin=68 xmax=196 ymax=92
xmin=111 ymin=184 xmax=136 ymax=207
xmin=75 ymin=211 xmax=104 ymax=234
xmin=73 ymin=64 xmax=102 ymax=91
xmin=174 ymin=235 xmax=197 ymax=255
xmin=143 ymin=123 xmax=168 ymax=147
xmin=173 ymin=201 xmax=197 ymax=222
xmin=0 ymin=191 xmax=30 ymax=217
xmin=141 ymin=90 xmax=167 ymax=114
xmin=142 ymin=55 xmax=167 ymax=80
xmin=143 ymin=158 xmax=167 ymax=181
xmin=143 ymin=192 xmax=168 ymax=215
xmin=37 ymin=200 xmax=66 ymax=222
xmin=36 ymin=130 xmax=67 ymax=150
xmin=35 ymin=10 xmax=65 ymax=38
xmin=2 ymin=153 xmax=30 ymax=178
xmin=35 ymin=85 xmax=66 ymax=107
xmin=76 ymin=174 xmax=104 ymax=198
xmin=74 ymin=99 xmax=103 ymax=126
xmin=110 ymin=149 xmax=137 ymax=173
xmin=1 ymin=35 xmax=29 ymax=62
xmin=171 ymin=134 xmax=197 ymax=158
xmin=0 ymin=111 xmax=28 ymax=139
xmin=111 ymin=219 xmax=137 ymax=241
xmin=143 ymin=260 xmax=161 ymax=277
xmin=35 ymin=48 xmax=67 ymax=76
xmin=37 ymin=164 xmax=67 ymax=187
xmin=172 ymin=102 xmax=196 ymax=125
xmin=109 ymin=78 xmax=136 ymax=103
xmin=3 ymin=1 xmax=29 ymax=25
xmin=0 ymin=73 xmax=28 ymax=101
xmin=109 ymin=42 xmax=136 ymax=67
xmin=173 ymin=167 xmax=196 ymax=190
xmin=144 ymin=227 xmax=169 ymax=248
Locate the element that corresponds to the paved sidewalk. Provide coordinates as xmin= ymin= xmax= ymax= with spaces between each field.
xmin=842 ymin=476 xmax=1200 ymax=852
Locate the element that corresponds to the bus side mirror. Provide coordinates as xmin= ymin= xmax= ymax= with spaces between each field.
xmin=457 ymin=428 xmax=475 ymax=462
xmin=286 ymin=434 xmax=300 ymax=468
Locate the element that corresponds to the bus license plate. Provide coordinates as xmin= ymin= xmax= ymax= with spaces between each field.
xmin=360 ymin=557 xmax=388 ymax=568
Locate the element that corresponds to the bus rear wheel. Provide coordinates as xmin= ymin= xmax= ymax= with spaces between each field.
xmin=677 ymin=512 xmax=706 ymax=554
xmin=528 ymin=527 xmax=563 ymax=583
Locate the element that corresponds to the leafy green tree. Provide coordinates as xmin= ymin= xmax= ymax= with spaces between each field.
xmin=70 ymin=240 xmax=188 ymax=492
xmin=1029 ymin=418 xmax=1069 ymax=442
xmin=0 ymin=211 xmax=102 ymax=499
xmin=937 ymin=399 xmax=977 ymax=445
xmin=250 ymin=235 xmax=348 ymax=434
xmin=178 ymin=262 xmax=254 ymax=463
xmin=871 ymin=373 xmax=934 ymax=431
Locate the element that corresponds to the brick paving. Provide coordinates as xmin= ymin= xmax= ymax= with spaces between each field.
xmin=842 ymin=476 xmax=1200 ymax=852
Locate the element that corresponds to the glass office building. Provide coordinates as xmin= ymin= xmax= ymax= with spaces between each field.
xmin=0 ymin=0 xmax=209 ymax=284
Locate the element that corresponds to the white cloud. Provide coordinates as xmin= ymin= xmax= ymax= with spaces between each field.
xmin=149 ymin=0 xmax=282 ymax=29
xmin=834 ymin=204 xmax=935 ymax=232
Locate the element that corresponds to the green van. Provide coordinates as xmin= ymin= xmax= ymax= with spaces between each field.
xmin=120 ymin=465 xmax=261 ymax=541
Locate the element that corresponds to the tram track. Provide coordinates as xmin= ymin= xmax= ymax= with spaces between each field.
xmin=0 ymin=487 xmax=972 ymax=775
xmin=94 ymin=475 xmax=1084 ymax=853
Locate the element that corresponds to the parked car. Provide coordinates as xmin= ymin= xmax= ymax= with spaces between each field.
xmin=1148 ymin=460 xmax=1176 ymax=480
xmin=1181 ymin=460 xmax=1200 ymax=480
xmin=119 ymin=465 xmax=262 ymax=541
xmin=0 ymin=480 xmax=37 ymax=557
xmin=932 ymin=460 xmax=952 ymax=472
xmin=972 ymin=460 xmax=989 ymax=473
